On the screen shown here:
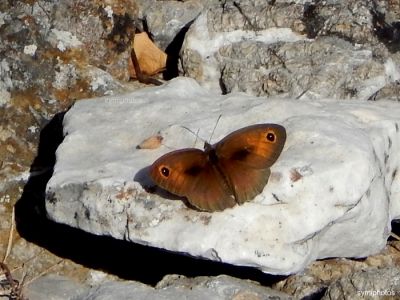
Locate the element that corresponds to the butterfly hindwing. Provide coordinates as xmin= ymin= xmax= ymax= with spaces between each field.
xmin=217 ymin=159 xmax=271 ymax=204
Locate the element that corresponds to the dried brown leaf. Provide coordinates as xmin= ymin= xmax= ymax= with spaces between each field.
xmin=136 ymin=134 xmax=163 ymax=149
xmin=128 ymin=32 xmax=167 ymax=78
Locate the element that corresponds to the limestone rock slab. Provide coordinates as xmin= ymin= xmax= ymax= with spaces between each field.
xmin=46 ymin=77 xmax=400 ymax=274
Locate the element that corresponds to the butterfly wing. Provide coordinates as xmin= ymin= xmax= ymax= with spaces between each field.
xmin=149 ymin=149 xmax=236 ymax=211
xmin=214 ymin=124 xmax=286 ymax=204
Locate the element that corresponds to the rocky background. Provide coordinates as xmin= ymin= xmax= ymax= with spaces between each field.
xmin=1 ymin=0 xmax=400 ymax=299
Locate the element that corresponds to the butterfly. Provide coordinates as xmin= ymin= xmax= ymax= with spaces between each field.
xmin=149 ymin=124 xmax=286 ymax=212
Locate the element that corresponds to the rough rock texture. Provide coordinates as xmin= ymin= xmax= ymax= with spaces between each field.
xmin=136 ymin=0 xmax=205 ymax=50
xmin=45 ymin=77 xmax=399 ymax=275
xmin=0 ymin=0 xmax=137 ymax=207
xmin=23 ymin=274 xmax=292 ymax=300
xmin=275 ymin=240 xmax=400 ymax=298
xmin=180 ymin=0 xmax=400 ymax=99
xmin=0 ymin=0 xmax=133 ymax=106
xmin=323 ymin=267 xmax=400 ymax=299
xmin=1 ymin=0 xmax=400 ymax=299
xmin=0 ymin=0 xmax=143 ymax=293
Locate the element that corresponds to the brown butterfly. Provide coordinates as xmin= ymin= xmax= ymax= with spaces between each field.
xmin=149 ymin=124 xmax=286 ymax=212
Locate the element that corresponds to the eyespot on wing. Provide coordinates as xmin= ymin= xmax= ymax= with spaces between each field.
xmin=215 ymin=124 xmax=286 ymax=168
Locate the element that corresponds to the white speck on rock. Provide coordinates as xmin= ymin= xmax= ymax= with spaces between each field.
xmin=48 ymin=29 xmax=82 ymax=51
xmin=104 ymin=5 xmax=113 ymax=18
xmin=0 ymin=194 xmax=10 ymax=204
xmin=86 ymin=270 xmax=109 ymax=286
xmin=149 ymin=218 xmax=160 ymax=227
xmin=24 ymin=44 xmax=37 ymax=56
xmin=28 ymin=126 xmax=38 ymax=133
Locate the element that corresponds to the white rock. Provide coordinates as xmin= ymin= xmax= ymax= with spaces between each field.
xmin=46 ymin=77 xmax=400 ymax=275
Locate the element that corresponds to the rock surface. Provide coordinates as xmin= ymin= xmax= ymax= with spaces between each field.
xmin=0 ymin=0 xmax=137 ymax=225
xmin=24 ymin=274 xmax=291 ymax=300
xmin=136 ymin=0 xmax=205 ymax=50
xmin=323 ymin=267 xmax=400 ymax=299
xmin=0 ymin=0 xmax=145 ymax=289
xmin=1 ymin=0 xmax=400 ymax=299
xmin=180 ymin=0 xmax=400 ymax=99
xmin=275 ymin=240 xmax=400 ymax=298
xmin=23 ymin=275 xmax=88 ymax=300
xmin=46 ymin=77 xmax=400 ymax=275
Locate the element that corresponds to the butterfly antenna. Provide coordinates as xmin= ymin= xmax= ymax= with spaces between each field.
xmin=209 ymin=114 xmax=222 ymax=144
xmin=193 ymin=128 xmax=200 ymax=147
xmin=181 ymin=126 xmax=205 ymax=146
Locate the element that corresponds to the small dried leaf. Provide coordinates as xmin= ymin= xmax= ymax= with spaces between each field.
xmin=129 ymin=32 xmax=167 ymax=78
xmin=136 ymin=134 xmax=163 ymax=149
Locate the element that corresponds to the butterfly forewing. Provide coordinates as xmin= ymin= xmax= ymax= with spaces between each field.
xmin=150 ymin=149 xmax=236 ymax=211
xmin=214 ymin=124 xmax=286 ymax=203
xmin=215 ymin=124 xmax=286 ymax=168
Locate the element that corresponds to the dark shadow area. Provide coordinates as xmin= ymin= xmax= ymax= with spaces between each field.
xmin=163 ymin=20 xmax=195 ymax=80
xmin=391 ymin=220 xmax=400 ymax=241
xmin=302 ymin=2 xmax=324 ymax=39
xmin=219 ymin=65 xmax=229 ymax=95
xmin=15 ymin=111 xmax=287 ymax=286
xmin=371 ymin=9 xmax=400 ymax=53
xmin=300 ymin=287 xmax=328 ymax=300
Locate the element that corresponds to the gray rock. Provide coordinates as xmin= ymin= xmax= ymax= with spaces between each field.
xmin=322 ymin=267 xmax=400 ymax=300
xmin=180 ymin=0 xmax=400 ymax=99
xmin=153 ymin=275 xmax=292 ymax=300
xmin=23 ymin=274 xmax=292 ymax=300
xmin=217 ymin=36 xmax=384 ymax=99
xmin=136 ymin=0 xmax=205 ymax=50
xmin=0 ymin=0 xmax=131 ymax=107
xmin=24 ymin=274 xmax=88 ymax=300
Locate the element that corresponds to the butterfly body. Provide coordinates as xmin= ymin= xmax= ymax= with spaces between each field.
xmin=150 ymin=124 xmax=286 ymax=212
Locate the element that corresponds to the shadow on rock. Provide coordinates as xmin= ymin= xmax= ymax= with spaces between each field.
xmin=15 ymin=110 xmax=286 ymax=286
xmin=163 ymin=20 xmax=194 ymax=80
